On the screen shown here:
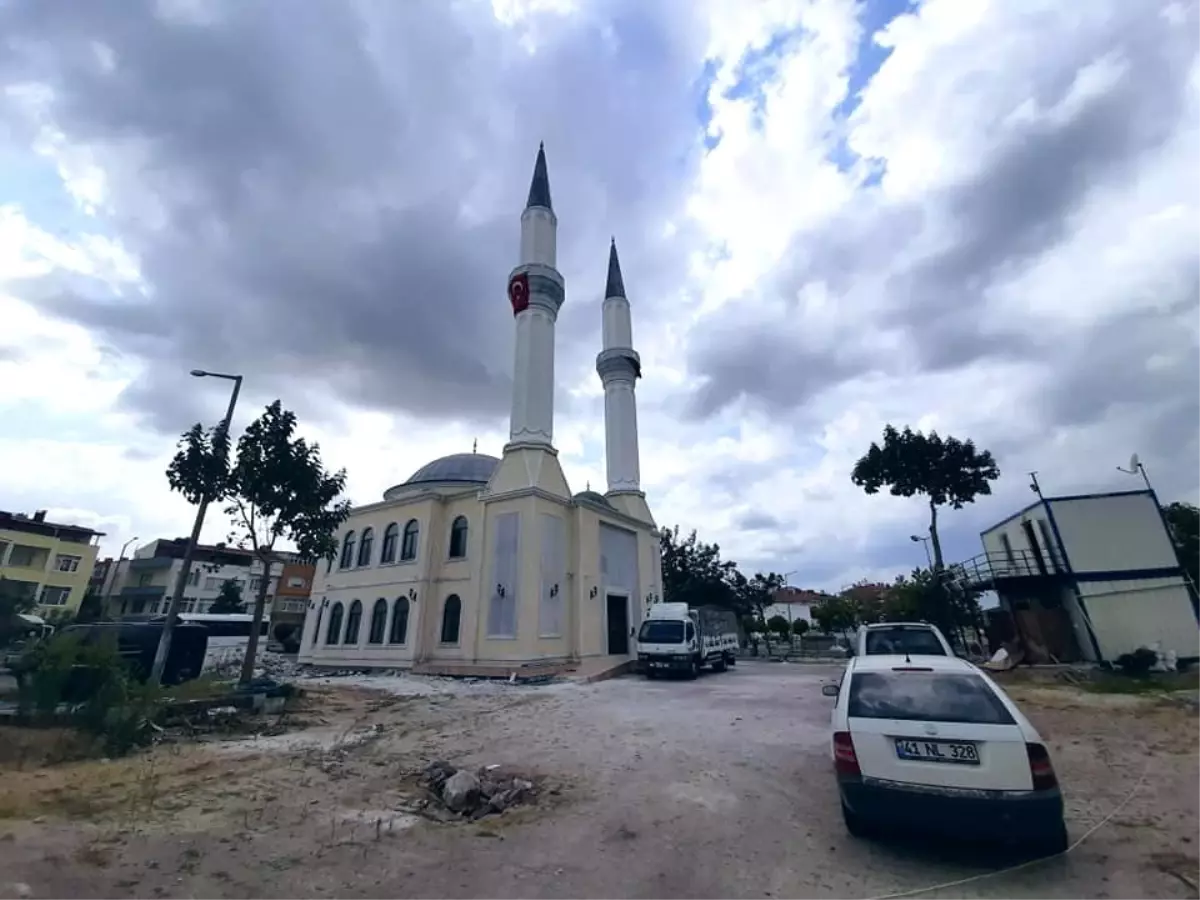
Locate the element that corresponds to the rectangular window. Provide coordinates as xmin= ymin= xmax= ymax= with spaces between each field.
xmin=8 ymin=545 xmax=39 ymax=568
xmin=250 ymin=577 xmax=262 ymax=592
xmin=188 ymin=569 xmax=201 ymax=586
xmin=999 ymin=533 xmax=1015 ymax=566
xmin=287 ymin=576 xmax=307 ymax=589
xmin=848 ymin=672 xmax=1015 ymax=725
xmin=487 ymin=512 xmax=520 ymax=638
xmin=39 ymin=586 xmax=71 ymax=607
xmin=55 ymin=554 xmax=81 ymax=573
xmin=204 ymin=577 xmax=221 ymax=591
xmin=1037 ymin=520 xmax=1059 ymax=569
xmin=538 ymin=513 xmax=566 ymax=637
xmin=138 ymin=573 xmax=154 ymax=587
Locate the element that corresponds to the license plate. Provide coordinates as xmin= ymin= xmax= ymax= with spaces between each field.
xmin=894 ymin=738 xmax=980 ymax=765
xmin=651 ymin=662 xmax=668 ymax=668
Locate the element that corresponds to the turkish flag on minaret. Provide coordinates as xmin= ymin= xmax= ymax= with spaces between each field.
xmin=509 ymin=272 xmax=530 ymax=315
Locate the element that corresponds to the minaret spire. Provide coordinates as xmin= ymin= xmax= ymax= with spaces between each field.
xmin=596 ymin=238 xmax=650 ymax=522
xmin=526 ymin=142 xmax=553 ymax=211
xmin=605 ymin=238 xmax=626 ymax=300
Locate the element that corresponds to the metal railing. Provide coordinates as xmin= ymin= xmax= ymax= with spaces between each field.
xmin=947 ymin=548 xmax=1065 ymax=591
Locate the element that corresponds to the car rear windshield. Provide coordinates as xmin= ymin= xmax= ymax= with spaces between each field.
xmin=848 ymin=671 xmax=1016 ymax=725
xmin=638 ymin=620 xmax=684 ymax=644
xmin=864 ymin=627 xmax=947 ymax=656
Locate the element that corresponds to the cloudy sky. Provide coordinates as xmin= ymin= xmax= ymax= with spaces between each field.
xmin=1 ymin=0 xmax=1197 ymax=590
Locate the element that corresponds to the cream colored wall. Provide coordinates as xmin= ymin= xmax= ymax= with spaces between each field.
xmin=0 ymin=528 xmax=98 ymax=615
xmin=424 ymin=494 xmax=484 ymax=662
xmin=1076 ymin=577 xmax=1198 ymax=661
xmin=573 ymin=507 xmax=604 ymax=658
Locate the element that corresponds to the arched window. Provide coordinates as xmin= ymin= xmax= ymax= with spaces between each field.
xmin=401 ymin=519 xmax=420 ymax=561
xmin=357 ymin=527 xmax=374 ymax=567
xmin=380 ymin=522 xmax=400 ymax=564
xmin=448 ymin=516 xmax=469 ymax=559
xmin=344 ymin=599 xmax=363 ymax=645
xmin=312 ymin=606 xmax=323 ymax=645
xmin=440 ymin=594 xmax=462 ymax=644
xmin=368 ymin=598 xmax=388 ymax=644
xmin=325 ymin=602 xmax=344 ymax=644
xmin=339 ymin=531 xmax=356 ymax=569
xmin=389 ymin=597 xmax=410 ymax=644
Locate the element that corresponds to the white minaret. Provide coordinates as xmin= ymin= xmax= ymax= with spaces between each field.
xmin=596 ymin=240 xmax=650 ymax=521
xmin=506 ymin=143 xmax=564 ymax=448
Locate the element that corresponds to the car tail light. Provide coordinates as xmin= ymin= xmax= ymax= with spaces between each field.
xmin=1027 ymin=742 xmax=1058 ymax=791
xmin=833 ymin=731 xmax=860 ymax=776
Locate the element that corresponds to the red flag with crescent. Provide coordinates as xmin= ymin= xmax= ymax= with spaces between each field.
xmin=509 ymin=272 xmax=530 ymax=315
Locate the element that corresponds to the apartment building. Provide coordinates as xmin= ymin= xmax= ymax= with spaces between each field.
xmin=106 ymin=538 xmax=285 ymax=618
xmin=0 ymin=509 xmax=104 ymax=616
xmin=272 ymin=560 xmax=315 ymax=630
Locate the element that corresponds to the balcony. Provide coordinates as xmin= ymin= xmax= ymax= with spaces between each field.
xmin=128 ymin=557 xmax=174 ymax=571
xmin=119 ymin=585 xmax=167 ymax=600
xmin=948 ymin=549 xmax=1069 ymax=592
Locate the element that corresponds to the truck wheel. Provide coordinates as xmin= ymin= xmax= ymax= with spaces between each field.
xmin=726 ymin=653 xmax=737 ymax=666
xmin=686 ymin=659 xmax=699 ymax=679
xmin=646 ymin=670 xmax=657 ymax=680
xmin=712 ymin=657 xmax=727 ymax=673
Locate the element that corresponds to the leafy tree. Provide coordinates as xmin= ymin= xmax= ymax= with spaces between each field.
xmin=165 ymin=400 xmax=351 ymax=684
xmin=791 ymin=618 xmax=810 ymax=637
xmin=732 ymin=571 xmax=788 ymax=623
xmin=0 ymin=576 xmax=37 ymax=647
xmin=1162 ymin=501 xmax=1199 ymax=590
xmin=812 ymin=594 xmax=857 ymax=638
xmin=850 ymin=424 xmax=1000 ymax=568
xmin=222 ymin=401 xmax=350 ymax=683
xmin=209 ymin=579 xmax=246 ymax=615
xmin=75 ymin=586 xmax=105 ymax=624
xmin=660 ymin=527 xmax=739 ymax=612
xmin=884 ymin=567 xmax=984 ymax=648
xmin=767 ymin=615 xmax=791 ymax=639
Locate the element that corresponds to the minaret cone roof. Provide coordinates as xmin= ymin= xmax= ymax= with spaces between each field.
xmin=605 ymin=238 xmax=626 ymax=299
xmin=526 ymin=142 xmax=553 ymax=211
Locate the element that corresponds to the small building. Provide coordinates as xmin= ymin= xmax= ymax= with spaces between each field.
xmin=106 ymin=538 xmax=284 ymax=618
xmin=763 ymin=587 xmax=826 ymax=627
xmin=0 ymin=509 xmax=104 ymax=617
xmin=951 ymin=489 xmax=1198 ymax=664
xmin=272 ymin=560 xmax=315 ymax=631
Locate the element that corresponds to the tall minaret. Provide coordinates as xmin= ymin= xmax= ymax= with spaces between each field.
xmin=596 ymin=241 xmax=653 ymax=522
xmin=486 ymin=144 xmax=571 ymax=498
xmin=506 ymin=142 xmax=565 ymax=449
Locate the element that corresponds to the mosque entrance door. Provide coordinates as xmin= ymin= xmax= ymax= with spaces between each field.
xmin=606 ymin=594 xmax=629 ymax=655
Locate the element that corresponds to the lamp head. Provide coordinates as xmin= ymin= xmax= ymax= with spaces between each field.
xmin=190 ymin=369 xmax=208 ymax=378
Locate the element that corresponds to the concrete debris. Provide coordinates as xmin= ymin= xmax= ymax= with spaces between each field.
xmin=407 ymin=761 xmax=541 ymax=823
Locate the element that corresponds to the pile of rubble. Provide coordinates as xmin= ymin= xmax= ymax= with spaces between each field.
xmin=403 ymin=760 xmax=540 ymax=822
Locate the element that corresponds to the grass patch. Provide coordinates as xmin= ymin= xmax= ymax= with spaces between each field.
xmin=1081 ymin=669 xmax=1199 ymax=695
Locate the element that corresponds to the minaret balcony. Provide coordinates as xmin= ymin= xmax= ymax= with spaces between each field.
xmin=596 ymin=347 xmax=642 ymax=381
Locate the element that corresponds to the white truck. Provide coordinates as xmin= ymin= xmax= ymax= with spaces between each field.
xmin=636 ymin=602 xmax=739 ymax=679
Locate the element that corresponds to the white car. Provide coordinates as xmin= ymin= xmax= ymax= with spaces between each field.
xmin=855 ymin=621 xmax=953 ymax=657
xmin=823 ymin=654 xmax=1069 ymax=854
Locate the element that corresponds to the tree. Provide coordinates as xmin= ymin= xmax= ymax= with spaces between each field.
xmin=209 ymin=579 xmax=246 ymax=615
xmin=223 ymin=401 xmax=351 ymax=684
xmin=165 ymin=400 xmax=351 ymax=685
xmin=75 ymin=587 xmax=105 ymax=624
xmin=791 ymin=618 xmax=809 ymax=637
xmin=811 ymin=594 xmax=857 ymax=639
xmin=731 ymin=571 xmax=788 ymax=624
xmin=1162 ymin=501 xmax=1199 ymax=590
xmin=0 ymin=576 xmax=37 ymax=647
xmin=767 ymin=615 xmax=791 ymax=640
xmin=660 ymin=527 xmax=739 ymax=612
xmin=850 ymin=424 xmax=1000 ymax=568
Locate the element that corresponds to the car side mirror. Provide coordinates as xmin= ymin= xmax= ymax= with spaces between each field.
xmin=821 ymin=684 xmax=839 ymax=697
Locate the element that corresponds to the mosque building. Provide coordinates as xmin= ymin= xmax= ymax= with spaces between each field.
xmin=297 ymin=144 xmax=663 ymax=674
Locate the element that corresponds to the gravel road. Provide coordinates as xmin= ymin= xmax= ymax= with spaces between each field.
xmin=1 ymin=661 xmax=1195 ymax=899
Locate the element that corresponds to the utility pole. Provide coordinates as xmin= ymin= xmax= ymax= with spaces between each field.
xmin=105 ymin=536 xmax=138 ymax=619
xmin=150 ymin=370 xmax=242 ymax=684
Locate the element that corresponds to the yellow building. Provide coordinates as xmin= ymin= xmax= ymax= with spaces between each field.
xmin=0 ymin=509 xmax=104 ymax=617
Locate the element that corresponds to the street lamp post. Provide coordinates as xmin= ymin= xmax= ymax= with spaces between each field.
xmin=105 ymin=535 xmax=139 ymax=618
xmin=910 ymin=534 xmax=933 ymax=568
xmin=150 ymin=370 xmax=243 ymax=684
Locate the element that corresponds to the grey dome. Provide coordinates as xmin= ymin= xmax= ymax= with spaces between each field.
xmin=405 ymin=453 xmax=500 ymax=486
xmin=574 ymin=490 xmax=614 ymax=509
xmin=383 ymin=453 xmax=499 ymax=500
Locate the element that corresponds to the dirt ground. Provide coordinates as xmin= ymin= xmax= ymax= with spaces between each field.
xmin=0 ymin=662 xmax=1196 ymax=899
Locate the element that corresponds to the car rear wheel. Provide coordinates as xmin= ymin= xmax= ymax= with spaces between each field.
xmin=1033 ymin=822 xmax=1069 ymax=857
xmin=841 ymin=801 xmax=873 ymax=838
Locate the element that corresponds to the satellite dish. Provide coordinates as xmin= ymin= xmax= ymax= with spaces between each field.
xmin=1129 ymin=453 xmax=1140 ymax=470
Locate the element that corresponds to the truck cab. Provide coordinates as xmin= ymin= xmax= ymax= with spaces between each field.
xmin=636 ymin=602 xmax=738 ymax=679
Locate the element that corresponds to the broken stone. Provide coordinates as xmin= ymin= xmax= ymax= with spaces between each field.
xmin=423 ymin=760 xmax=455 ymax=791
xmin=441 ymin=770 xmax=481 ymax=813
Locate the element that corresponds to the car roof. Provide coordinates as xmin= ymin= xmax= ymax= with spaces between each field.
xmin=849 ymin=654 xmax=976 ymax=674
xmin=861 ymin=621 xmax=939 ymax=630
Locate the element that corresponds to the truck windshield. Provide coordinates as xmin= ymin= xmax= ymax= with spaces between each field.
xmin=638 ymin=620 xmax=684 ymax=644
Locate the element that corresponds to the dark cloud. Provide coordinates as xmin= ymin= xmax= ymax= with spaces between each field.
xmin=0 ymin=0 xmax=707 ymax=433
xmin=734 ymin=510 xmax=782 ymax=532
